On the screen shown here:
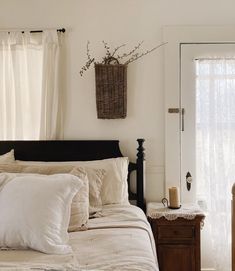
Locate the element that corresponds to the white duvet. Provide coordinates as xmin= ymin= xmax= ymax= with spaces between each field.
xmin=0 ymin=205 xmax=158 ymax=271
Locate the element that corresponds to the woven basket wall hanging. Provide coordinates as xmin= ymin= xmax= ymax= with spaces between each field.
xmin=95 ymin=57 xmax=127 ymax=119
xmin=80 ymin=41 xmax=167 ymax=119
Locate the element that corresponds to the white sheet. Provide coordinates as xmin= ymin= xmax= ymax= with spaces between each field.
xmin=0 ymin=205 xmax=158 ymax=271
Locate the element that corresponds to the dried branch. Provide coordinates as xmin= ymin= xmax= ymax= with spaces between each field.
xmin=111 ymin=43 xmax=126 ymax=58
xmin=79 ymin=40 xmax=167 ymax=76
xmin=124 ymin=42 xmax=167 ymax=65
xmin=116 ymin=41 xmax=144 ymax=60
xmin=86 ymin=41 xmax=92 ymax=61
xmin=80 ymin=57 xmax=95 ymax=76
xmin=80 ymin=41 xmax=95 ymax=76
xmin=102 ymin=40 xmax=111 ymax=59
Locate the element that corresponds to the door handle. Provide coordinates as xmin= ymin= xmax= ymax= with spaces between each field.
xmin=186 ymin=171 xmax=192 ymax=191
xmin=181 ymin=108 xmax=185 ymax=132
xmin=168 ymin=108 xmax=185 ymax=131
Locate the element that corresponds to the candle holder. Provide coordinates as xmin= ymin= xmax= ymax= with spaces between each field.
xmin=161 ymin=198 xmax=181 ymax=209
xmin=168 ymin=205 xmax=181 ymax=210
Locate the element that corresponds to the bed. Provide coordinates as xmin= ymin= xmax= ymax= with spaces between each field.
xmin=0 ymin=139 xmax=158 ymax=271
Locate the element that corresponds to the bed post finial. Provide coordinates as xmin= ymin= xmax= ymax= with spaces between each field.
xmin=137 ymin=139 xmax=145 ymax=160
xmin=136 ymin=138 xmax=145 ymax=211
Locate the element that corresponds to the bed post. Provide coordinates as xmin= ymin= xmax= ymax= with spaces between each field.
xmin=232 ymin=183 xmax=235 ymax=271
xmin=136 ymin=138 xmax=145 ymax=211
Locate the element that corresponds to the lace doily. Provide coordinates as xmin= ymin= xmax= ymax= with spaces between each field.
xmin=147 ymin=202 xmax=205 ymax=221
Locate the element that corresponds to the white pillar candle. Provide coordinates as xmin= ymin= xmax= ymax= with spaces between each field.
xmin=169 ymin=187 xmax=180 ymax=208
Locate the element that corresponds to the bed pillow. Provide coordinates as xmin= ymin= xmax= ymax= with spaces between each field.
xmin=0 ymin=173 xmax=82 ymax=254
xmin=0 ymin=163 xmax=104 ymax=208
xmin=0 ymin=164 xmax=91 ymax=231
xmin=16 ymin=157 xmax=129 ymax=205
xmin=0 ymin=150 xmax=15 ymax=163
xmin=66 ymin=167 xmax=89 ymax=232
xmin=79 ymin=157 xmax=129 ymax=205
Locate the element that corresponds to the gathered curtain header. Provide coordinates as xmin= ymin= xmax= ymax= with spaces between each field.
xmin=0 ymin=30 xmax=63 ymax=46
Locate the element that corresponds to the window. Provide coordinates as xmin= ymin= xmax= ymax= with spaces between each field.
xmin=0 ymin=30 xmax=63 ymax=140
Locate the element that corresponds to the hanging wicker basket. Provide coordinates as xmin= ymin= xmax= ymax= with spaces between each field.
xmin=95 ymin=57 xmax=127 ymax=119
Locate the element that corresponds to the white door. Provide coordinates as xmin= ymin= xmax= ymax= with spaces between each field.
xmin=181 ymin=43 xmax=235 ymax=203
xmin=181 ymin=43 xmax=235 ymax=271
xmin=164 ymin=27 xmax=235 ymax=271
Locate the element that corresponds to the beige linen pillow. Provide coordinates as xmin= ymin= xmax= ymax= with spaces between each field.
xmin=0 ymin=164 xmax=94 ymax=232
xmin=0 ymin=150 xmax=15 ymax=163
xmin=16 ymin=157 xmax=129 ymax=205
xmin=86 ymin=168 xmax=104 ymax=208
xmin=0 ymin=163 xmax=105 ymax=209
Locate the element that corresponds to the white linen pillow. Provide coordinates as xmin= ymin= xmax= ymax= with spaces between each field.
xmin=0 ymin=173 xmax=82 ymax=254
xmin=0 ymin=164 xmax=91 ymax=231
xmin=0 ymin=150 xmax=15 ymax=163
xmin=16 ymin=157 xmax=129 ymax=205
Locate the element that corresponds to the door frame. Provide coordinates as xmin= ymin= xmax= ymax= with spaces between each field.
xmin=163 ymin=26 xmax=235 ymax=199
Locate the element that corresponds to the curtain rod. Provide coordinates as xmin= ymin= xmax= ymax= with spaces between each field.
xmin=195 ymin=57 xmax=235 ymax=61
xmin=29 ymin=28 xmax=66 ymax=34
xmin=5 ymin=28 xmax=66 ymax=34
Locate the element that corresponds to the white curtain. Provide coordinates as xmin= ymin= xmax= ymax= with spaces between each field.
xmin=0 ymin=30 xmax=63 ymax=140
xmin=196 ymin=58 xmax=235 ymax=271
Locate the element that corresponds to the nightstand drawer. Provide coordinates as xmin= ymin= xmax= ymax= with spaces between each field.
xmin=158 ymin=225 xmax=195 ymax=240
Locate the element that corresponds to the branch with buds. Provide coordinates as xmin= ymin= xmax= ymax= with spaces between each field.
xmin=79 ymin=40 xmax=167 ymax=76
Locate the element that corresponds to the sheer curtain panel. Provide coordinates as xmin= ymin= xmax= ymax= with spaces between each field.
xmin=196 ymin=58 xmax=235 ymax=271
xmin=0 ymin=30 xmax=64 ymax=140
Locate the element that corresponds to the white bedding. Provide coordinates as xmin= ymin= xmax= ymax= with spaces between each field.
xmin=0 ymin=205 xmax=158 ymax=271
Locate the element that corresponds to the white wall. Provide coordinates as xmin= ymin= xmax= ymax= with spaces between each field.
xmin=1 ymin=0 xmax=235 ymax=203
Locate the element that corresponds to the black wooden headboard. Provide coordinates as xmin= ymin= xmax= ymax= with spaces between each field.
xmin=0 ymin=139 xmax=145 ymax=210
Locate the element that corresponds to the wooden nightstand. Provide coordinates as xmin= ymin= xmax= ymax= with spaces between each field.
xmin=147 ymin=202 xmax=205 ymax=271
